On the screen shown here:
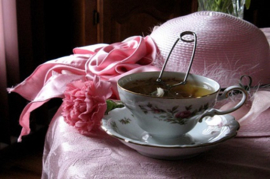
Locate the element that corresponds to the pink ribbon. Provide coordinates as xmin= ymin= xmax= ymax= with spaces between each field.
xmin=8 ymin=36 xmax=160 ymax=141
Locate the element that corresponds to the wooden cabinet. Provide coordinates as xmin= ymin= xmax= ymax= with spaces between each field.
xmin=74 ymin=0 xmax=198 ymax=44
xmin=17 ymin=0 xmax=197 ymax=64
xmin=96 ymin=0 xmax=197 ymax=43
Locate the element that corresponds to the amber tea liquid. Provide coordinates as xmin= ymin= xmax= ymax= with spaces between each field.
xmin=123 ymin=78 xmax=215 ymax=98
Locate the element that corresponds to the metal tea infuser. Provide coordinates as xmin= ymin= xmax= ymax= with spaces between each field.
xmin=153 ymin=31 xmax=197 ymax=96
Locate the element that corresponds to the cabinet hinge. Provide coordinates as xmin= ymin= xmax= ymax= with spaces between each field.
xmin=93 ymin=10 xmax=99 ymax=25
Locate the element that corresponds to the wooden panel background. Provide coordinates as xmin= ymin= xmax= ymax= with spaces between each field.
xmin=97 ymin=0 xmax=198 ymax=43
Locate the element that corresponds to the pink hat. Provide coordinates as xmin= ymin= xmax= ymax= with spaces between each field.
xmin=150 ymin=11 xmax=270 ymax=132
xmin=150 ymin=11 xmax=270 ymax=88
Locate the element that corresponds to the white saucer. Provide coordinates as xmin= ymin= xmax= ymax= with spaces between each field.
xmin=102 ymin=107 xmax=240 ymax=160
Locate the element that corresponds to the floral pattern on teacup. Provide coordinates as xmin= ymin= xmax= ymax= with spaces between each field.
xmin=110 ymin=121 xmax=118 ymax=132
xmin=119 ymin=117 xmax=131 ymax=124
xmin=138 ymin=102 xmax=209 ymax=125
xmin=110 ymin=117 xmax=132 ymax=132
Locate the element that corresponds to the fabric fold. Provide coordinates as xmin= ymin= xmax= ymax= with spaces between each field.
xmin=7 ymin=55 xmax=89 ymax=101
xmin=8 ymin=35 xmax=160 ymax=141
xmin=85 ymin=36 xmax=157 ymax=78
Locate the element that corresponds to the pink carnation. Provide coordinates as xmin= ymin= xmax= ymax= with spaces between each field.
xmin=62 ymin=76 xmax=112 ymax=135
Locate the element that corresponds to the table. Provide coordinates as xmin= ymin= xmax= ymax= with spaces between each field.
xmin=41 ymin=30 xmax=270 ymax=179
xmin=42 ymin=107 xmax=270 ymax=179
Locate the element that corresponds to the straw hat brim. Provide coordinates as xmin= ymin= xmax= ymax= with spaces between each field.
xmin=150 ymin=11 xmax=270 ymax=88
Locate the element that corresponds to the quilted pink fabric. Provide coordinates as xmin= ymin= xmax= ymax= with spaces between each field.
xmin=42 ymin=107 xmax=270 ymax=179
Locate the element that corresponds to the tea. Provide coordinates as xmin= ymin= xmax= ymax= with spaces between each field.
xmin=123 ymin=78 xmax=215 ymax=98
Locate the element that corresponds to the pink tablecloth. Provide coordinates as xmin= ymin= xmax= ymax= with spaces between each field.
xmin=42 ymin=28 xmax=270 ymax=179
xmin=42 ymin=107 xmax=270 ymax=179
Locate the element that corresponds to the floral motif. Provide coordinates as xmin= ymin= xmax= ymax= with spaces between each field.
xmin=138 ymin=102 xmax=209 ymax=125
xmin=62 ymin=76 xmax=112 ymax=135
xmin=119 ymin=117 xmax=131 ymax=124
xmin=110 ymin=121 xmax=118 ymax=132
xmin=139 ymin=103 xmax=166 ymax=114
xmin=109 ymin=117 xmax=131 ymax=133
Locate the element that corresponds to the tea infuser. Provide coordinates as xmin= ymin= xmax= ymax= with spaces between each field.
xmin=152 ymin=31 xmax=197 ymax=97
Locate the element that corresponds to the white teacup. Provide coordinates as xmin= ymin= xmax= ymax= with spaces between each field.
xmin=117 ymin=71 xmax=246 ymax=140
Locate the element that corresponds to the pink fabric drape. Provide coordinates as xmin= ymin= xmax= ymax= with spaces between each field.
xmin=0 ymin=0 xmax=19 ymax=144
xmin=8 ymin=35 xmax=160 ymax=141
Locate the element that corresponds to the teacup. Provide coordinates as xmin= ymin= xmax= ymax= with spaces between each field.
xmin=117 ymin=71 xmax=246 ymax=140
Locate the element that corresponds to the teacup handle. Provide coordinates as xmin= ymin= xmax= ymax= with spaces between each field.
xmin=199 ymin=86 xmax=247 ymax=122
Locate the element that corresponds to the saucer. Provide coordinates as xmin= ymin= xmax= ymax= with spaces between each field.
xmin=101 ymin=107 xmax=240 ymax=160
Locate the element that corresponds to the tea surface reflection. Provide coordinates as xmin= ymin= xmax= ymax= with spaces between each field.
xmin=123 ymin=78 xmax=215 ymax=98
